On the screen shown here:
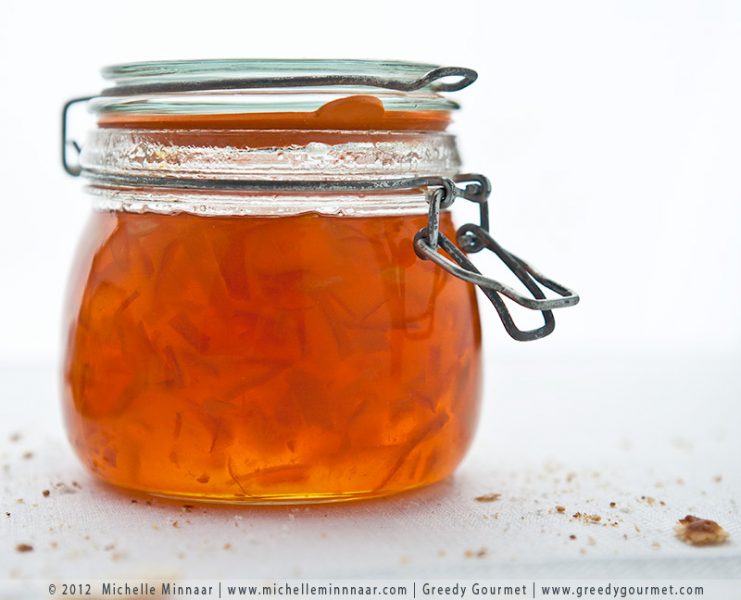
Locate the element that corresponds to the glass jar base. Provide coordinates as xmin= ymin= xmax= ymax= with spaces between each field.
xmin=97 ymin=478 xmax=448 ymax=506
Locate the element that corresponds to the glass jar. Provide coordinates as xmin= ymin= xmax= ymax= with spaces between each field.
xmin=61 ymin=60 xmax=577 ymax=504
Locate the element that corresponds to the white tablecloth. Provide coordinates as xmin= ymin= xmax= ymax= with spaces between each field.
xmin=1 ymin=353 xmax=739 ymax=587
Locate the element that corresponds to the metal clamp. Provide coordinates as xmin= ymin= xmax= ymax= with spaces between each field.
xmin=62 ymin=96 xmax=93 ymax=177
xmin=414 ymin=175 xmax=579 ymax=341
xmin=62 ymin=64 xmax=579 ymax=341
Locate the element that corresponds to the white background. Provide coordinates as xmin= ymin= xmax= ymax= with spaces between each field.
xmin=1 ymin=0 xmax=740 ymax=363
xmin=1 ymin=0 xmax=740 ymax=585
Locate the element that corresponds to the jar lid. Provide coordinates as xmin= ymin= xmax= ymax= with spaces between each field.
xmin=63 ymin=59 xmax=475 ymax=180
xmin=88 ymin=59 xmax=476 ymax=116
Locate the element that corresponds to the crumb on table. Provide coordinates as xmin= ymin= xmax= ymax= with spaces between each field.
xmin=475 ymin=493 xmax=501 ymax=503
xmin=572 ymin=512 xmax=602 ymax=523
xmin=675 ymin=515 xmax=729 ymax=546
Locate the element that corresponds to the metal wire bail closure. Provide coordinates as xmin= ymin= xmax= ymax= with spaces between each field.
xmin=414 ymin=175 xmax=579 ymax=341
xmin=62 ymin=62 xmax=578 ymax=341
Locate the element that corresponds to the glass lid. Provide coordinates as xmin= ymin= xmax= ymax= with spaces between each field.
xmin=103 ymin=59 xmax=463 ymax=87
xmin=90 ymin=59 xmax=476 ymax=115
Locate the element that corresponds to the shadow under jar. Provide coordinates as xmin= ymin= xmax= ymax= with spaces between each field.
xmin=62 ymin=60 xmax=485 ymax=503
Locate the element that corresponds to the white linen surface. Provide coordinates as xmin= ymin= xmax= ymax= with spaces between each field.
xmin=1 ymin=353 xmax=739 ymax=582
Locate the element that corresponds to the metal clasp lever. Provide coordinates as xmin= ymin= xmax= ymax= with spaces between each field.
xmin=414 ymin=174 xmax=579 ymax=342
xmin=62 ymin=96 xmax=93 ymax=177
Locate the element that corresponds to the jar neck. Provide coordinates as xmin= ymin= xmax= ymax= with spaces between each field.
xmin=82 ymin=123 xmax=459 ymax=217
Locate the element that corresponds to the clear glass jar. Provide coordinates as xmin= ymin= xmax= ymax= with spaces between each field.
xmin=62 ymin=60 xmax=484 ymax=503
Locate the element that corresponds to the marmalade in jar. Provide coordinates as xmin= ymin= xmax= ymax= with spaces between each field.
xmin=62 ymin=60 xmax=483 ymax=503
xmin=63 ymin=210 xmax=481 ymax=502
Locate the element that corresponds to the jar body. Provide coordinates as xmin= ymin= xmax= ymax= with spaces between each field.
xmin=62 ymin=207 xmax=482 ymax=503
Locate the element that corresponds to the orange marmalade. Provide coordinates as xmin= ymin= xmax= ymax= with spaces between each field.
xmin=62 ymin=64 xmax=482 ymax=503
